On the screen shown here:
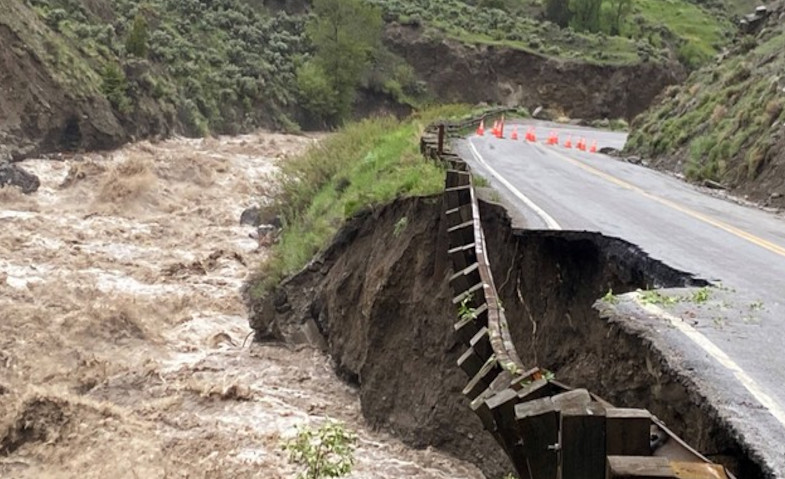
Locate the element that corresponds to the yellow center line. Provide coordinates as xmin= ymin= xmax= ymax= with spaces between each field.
xmin=539 ymin=144 xmax=785 ymax=259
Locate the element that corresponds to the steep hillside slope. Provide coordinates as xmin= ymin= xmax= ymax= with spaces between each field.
xmin=0 ymin=0 xmax=306 ymax=157
xmin=384 ymin=23 xmax=681 ymax=120
xmin=626 ymin=2 xmax=785 ymax=206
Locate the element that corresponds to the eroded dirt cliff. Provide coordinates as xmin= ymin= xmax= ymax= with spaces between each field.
xmin=385 ymin=23 xmax=686 ymax=121
xmin=248 ymin=195 xmax=514 ymax=478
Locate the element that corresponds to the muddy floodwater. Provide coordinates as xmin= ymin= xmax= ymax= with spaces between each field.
xmin=0 ymin=133 xmax=484 ymax=479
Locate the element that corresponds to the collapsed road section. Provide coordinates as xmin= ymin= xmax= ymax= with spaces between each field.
xmin=249 ymin=114 xmax=765 ymax=479
xmin=421 ymin=117 xmax=760 ymax=479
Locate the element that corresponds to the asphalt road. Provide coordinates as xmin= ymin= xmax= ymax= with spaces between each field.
xmin=457 ymin=120 xmax=785 ymax=476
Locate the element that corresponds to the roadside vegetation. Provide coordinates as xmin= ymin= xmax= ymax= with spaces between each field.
xmin=626 ymin=12 xmax=785 ymax=195
xmin=250 ymin=105 xmax=473 ymax=297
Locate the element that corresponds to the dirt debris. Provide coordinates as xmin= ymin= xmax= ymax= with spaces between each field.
xmin=0 ymin=132 xmax=483 ymax=479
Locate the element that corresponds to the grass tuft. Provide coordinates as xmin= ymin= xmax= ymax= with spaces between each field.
xmin=250 ymin=105 xmax=472 ymax=297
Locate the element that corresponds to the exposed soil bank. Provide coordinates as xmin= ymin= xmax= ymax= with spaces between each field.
xmin=248 ymin=195 xmax=512 ymax=478
xmin=479 ymin=203 xmax=766 ymax=478
xmin=251 ymin=194 xmax=764 ymax=478
xmin=385 ymin=24 xmax=685 ymax=121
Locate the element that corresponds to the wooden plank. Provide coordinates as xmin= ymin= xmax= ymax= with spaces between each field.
xmin=606 ymin=456 xmax=675 ymax=478
xmin=445 ymin=169 xmax=471 ymax=188
xmin=457 ymin=346 xmax=484 ymax=378
xmin=453 ymin=303 xmax=487 ymax=344
xmin=470 ymin=386 xmax=500 ymax=434
xmin=517 ymin=379 xmax=563 ymax=404
xmin=469 ymin=326 xmax=492 ymax=360
xmin=447 ymin=220 xmax=474 ymax=247
xmin=487 ymin=388 xmax=530 ymax=478
xmin=445 ymin=185 xmax=471 ymax=210
xmin=560 ymin=402 xmax=606 ymax=479
xmin=452 ymin=282 xmax=485 ymax=305
xmin=462 ymin=356 xmax=499 ymax=401
xmin=551 ymin=388 xmax=592 ymax=410
xmin=670 ymin=462 xmax=729 ymax=479
xmin=516 ymin=396 xmax=559 ymax=479
xmin=449 ymin=262 xmax=481 ymax=295
xmin=606 ymin=408 xmax=652 ymax=457
xmin=445 ymin=204 xmax=474 ymax=229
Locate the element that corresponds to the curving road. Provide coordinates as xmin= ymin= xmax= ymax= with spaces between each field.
xmin=456 ymin=120 xmax=785 ymax=476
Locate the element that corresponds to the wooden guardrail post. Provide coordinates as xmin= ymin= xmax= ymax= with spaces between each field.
xmin=605 ymin=409 xmax=651 ymax=457
xmin=438 ymin=124 xmax=445 ymax=155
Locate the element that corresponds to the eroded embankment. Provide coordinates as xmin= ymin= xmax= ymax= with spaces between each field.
xmin=249 ymin=195 xmax=512 ymax=478
xmin=250 ymin=193 xmax=762 ymax=478
xmin=480 ymin=203 xmax=764 ymax=478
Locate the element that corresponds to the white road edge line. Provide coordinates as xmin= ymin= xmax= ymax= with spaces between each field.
xmin=467 ymin=138 xmax=562 ymax=230
xmin=636 ymin=296 xmax=785 ymax=429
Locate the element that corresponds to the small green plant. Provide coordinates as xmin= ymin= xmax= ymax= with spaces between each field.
xmin=458 ymin=293 xmax=477 ymax=322
xmin=638 ymin=289 xmax=679 ymax=306
xmin=283 ymin=420 xmax=357 ymax=479
xmin=749 ymin=300 xmax=764 ymax=311
xmin=502 ymin=360 xmax=522 ymax=376
xmin=473 ymin=175 xmax=490 ymax=187
xmin=393 ymin=216 xmax=408 ymax=237
xmin=712 ymin=317 xmax=727 ymax=329
xmin=690 ymin=286 xmax=711 ymax=304
xmin=602 ymin=288 xmax=619 ymax=304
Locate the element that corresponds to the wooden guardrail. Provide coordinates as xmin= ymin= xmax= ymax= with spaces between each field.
xmin=420 ymin=112 xmax=734 ymax=479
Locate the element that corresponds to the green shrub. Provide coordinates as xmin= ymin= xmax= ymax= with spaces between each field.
xmin=677 ymin=42 xmax=710 ymax=69
xmin=100 ymin=63 xmax=131 ymax=113
xmin=296 ymin=61 xmax=339 ymax=124
xmin=125 ymin=14 xmax=148 ymax=58
xmin=283 ymin=420 xmax=356 ymax=479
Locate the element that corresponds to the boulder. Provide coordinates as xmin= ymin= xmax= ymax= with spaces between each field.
xmin=0 ymin=162 xmax=40 ymax=194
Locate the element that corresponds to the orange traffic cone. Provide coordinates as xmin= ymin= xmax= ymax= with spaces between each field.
xmin=477 ymin=119 xmax=485 ymax=136
xmin=511 ymin=126 xmax=519 ymax=140
xmin=498 ymin=115 xmax=505 ymax=138
xmin=491 ymin=121 xmax=498 ymax=137
xmin=577 ymin=137 xmax=587 ymax=151
xmin=589 ymin=140 xmax=597 ymax=153
xmin=564 ymin=135 xmax=572 ymax=148
xmin=547 ymin=131 xmax=558 ymax=145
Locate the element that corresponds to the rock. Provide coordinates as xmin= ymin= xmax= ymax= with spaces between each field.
xmin=532 ymin=106 xmax=544 ymax=118
xmin=599 ymin=147 xmax=620 ymax=157
xmin=702 ymin=179 xmax=727 ymax=190
xmin=240 ymin=206 xmax=261 ymax=226
xmin=625 ymin=155 xmax=642 ymax=165
xmin=240 ymin=205 xmax=281 ymax=227
xmin=0 ymin=163 xmax=40 ymax=193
